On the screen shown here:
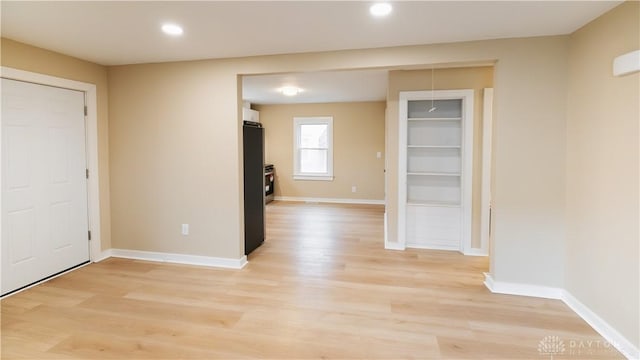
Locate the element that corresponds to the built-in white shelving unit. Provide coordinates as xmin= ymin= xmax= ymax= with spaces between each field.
xmin=397 ymin=90 xmax=474 ymax=252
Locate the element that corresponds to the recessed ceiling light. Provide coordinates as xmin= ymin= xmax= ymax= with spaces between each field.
xmin=280 ymin=86 xmax=302 ymax=96
xmin=370 ymin=3 xmax=392 ymax=17
xmin=161 ymin=23 xmax=184 ymax=36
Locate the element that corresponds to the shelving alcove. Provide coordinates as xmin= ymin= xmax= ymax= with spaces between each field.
xmin=397 ymin=89 xmax=474 ymax=252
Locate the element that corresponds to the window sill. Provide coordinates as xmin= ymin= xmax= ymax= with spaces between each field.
xmin=293 ymin=175 xmax=334 ymax=181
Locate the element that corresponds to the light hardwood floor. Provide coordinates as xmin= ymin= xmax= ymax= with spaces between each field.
xmin=1 ymin=202 xmax=622 ymax=359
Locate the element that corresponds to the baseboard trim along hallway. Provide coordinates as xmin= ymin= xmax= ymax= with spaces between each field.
xmin=100 ymin=248 xmax=248 ymax=269
xmin=484 ymin=273 xmax=639 ymax=359
xmin=273 ymin=196 xmax=385 ymax=205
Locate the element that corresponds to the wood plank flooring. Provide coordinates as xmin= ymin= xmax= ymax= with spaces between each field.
xmin=1 ymin=202 xmax=622 ymax=359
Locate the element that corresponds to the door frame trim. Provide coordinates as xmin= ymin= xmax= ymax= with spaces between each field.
xmin=1 ymin=66 xmax=102 ymax=263
xmin=479 ymin=88 xmax=494 ymax=257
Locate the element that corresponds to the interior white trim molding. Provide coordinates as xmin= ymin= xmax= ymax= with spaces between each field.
xmin=0 ymin=66 xmax=102 ymax=264
xmin=562 ymin=291 xmax=639 ymax=360
xmin=483 ymin=273 xmax=563 ymax=299
xmin=293 ymin=116 xmax=334 ymax=181
xmin=107 ymin=249 xmax=248 ymax=269
xmin=480 ymin=88 xmax=494 ymax=256
xmin=463 ymin=248 xmax=488 ymax=257
xmin=95 ymin=249 xmax=114 ymax=262
xmin=484 ymin=273 xmax=639 ymax=359
xmin=274 ymin=196 xmax=385 ymax=205
xmin=384 ymin=242 xmax=405 ymax=251
xmin=406 ymin=243 xmax=459 ymax=251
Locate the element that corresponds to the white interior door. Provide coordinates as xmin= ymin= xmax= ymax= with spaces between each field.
xmin=2 ymin=78 xmax=90 ymax=295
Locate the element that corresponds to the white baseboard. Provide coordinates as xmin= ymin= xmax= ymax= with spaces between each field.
xmin=406 ymin=243 xmax=460 ymax=252
xmin=463 ymin=248 xmax=489 ymax=256
xmin=94 ymin=249 xmax=113 ymax=262
xmin=483 ymin=272 xmax=496 ymax=289
xmin=274 ymin=196 xmax=385 ymax=205
xmin=483 ymin=273 xmax=639 ymax=359
xmin=384 ymin=242 xmax=405 ymax=250
xmin=561 ymin=291 xmax=639 ymax=360
xmin=104 ymin=248 xmax=248 ymax=269
xmin=483 ymin=273 xmax=563 ymax=299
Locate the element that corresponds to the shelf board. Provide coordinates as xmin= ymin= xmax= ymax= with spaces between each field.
xmin=407 ymin=145 xmax=461 ymax=149
xmin=407 ymin=172 xmax=461 ymax=177
xmin=408 ymin=117 xmax=462 ymax=121
xmin=407 ymin=200 xmax=461 ymax=207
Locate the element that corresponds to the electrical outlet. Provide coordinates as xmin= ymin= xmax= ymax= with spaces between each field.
xmin=181 ymin=224 xmax=189 ymax=235
xmin=351 ymin=186 xmax=357 ymax=193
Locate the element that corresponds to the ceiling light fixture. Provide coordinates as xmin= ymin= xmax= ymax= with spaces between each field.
xmin=161 ymin=23 xmax=184 ymax=36
xmin=280 ymin=86 xmax=302 ymax=96
xmin=370 ymin=3 xmax=392 ymax=17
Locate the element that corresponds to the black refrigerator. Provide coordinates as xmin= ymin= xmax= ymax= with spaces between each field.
xmin=243 ymin=121 xmax=265 ymax=256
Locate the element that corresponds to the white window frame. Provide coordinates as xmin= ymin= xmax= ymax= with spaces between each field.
xmin=293 ymin=116 xmax=334 ymax=181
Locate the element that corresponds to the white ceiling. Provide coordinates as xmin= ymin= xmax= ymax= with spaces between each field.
xmin=1 ymin=1 xmax=621 ymax=104
xmin=1 ymin=1 xmax=619 ymax=66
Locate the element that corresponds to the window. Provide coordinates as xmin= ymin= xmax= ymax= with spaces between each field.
xmin=293 ymin=117 xmax=333 ymax=181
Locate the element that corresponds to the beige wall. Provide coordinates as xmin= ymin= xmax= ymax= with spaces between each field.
xmin=108 ymin=62 xmax=243 ymax=257
xmin=255 ymin=102 xmax=385 ymax=201
xmin=566 ymin=1 xmax=639 ymax=349
xmin=107 ymin=35 xmax=569 ymax=289
xmin=0 ymin=38 xmax=112 ymax=251
xmin=387 ymin=67 xmax=494 ymax=249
